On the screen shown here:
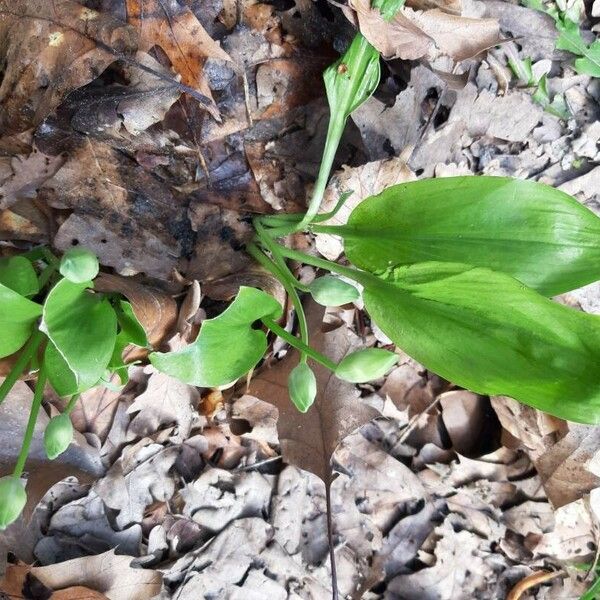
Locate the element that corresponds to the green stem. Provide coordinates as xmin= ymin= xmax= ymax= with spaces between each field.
xmin=274 ymin=244 xmax=374 ymax=287
xmin=261 ymin=317 xmax=337 ymax=372
xmin=37 ymin=263 xmax=57 ymax=290
xmin=296 ymin=111 xmax=346 ymax=231
xmin=0 ymin=329 xmax=44 ymax=407
xmin=13 ymin=362 xmax=48 ymax=478
xmin=65 ymin=394 xmax=80 ymax=415
xmin=246 ymin=242 xmax=310 ymax=364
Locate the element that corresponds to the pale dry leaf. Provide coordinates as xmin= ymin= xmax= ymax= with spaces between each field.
xmin=349 ymin=0 xmax=500 ymax=62
xmin=31 ymin=550 xmax=162 ymax=600
xmin=534 ymin=424 xmax=600 ymax=508
xmin=0 ymin=0 xmax=137 ymax=135
xmin=248 ymin=302 xmax=379 ymax=485
xmin=231 ymin=394 xmax=279 ymax=445
xmin=93 ymin=444 xmax=178 ymax=528
xmin=127 ymin=369 xmax=200 ymax=442
xmin=315 ymin=156 xmax=415 ymax=260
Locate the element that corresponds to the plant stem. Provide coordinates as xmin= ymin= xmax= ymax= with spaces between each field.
xmin=261 ymin=317 xmax=337 ymax=372
xmin=13 ymin=362 xmax=48 ymax=479
xmin=37 ymin=263 xmax=57 ymax=291
xmin=0 ymin=329 xmax=44 ymax=407
xmin=65 ymin=394 xmax=80 ymax=415
xmin=273 ymin=244 xmax=374 ymax=287
xmin=247 ymin=241 xmax=310 ymax=364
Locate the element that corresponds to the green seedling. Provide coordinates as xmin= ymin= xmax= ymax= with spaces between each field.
xmin=0 ymin=246 xmax=149 ymax=529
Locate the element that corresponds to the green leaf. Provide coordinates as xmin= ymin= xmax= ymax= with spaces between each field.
xmin=335 ymin=176 xmax=600 ymax=296
xmin=0 ymin=256 xmax=39 ymax=297
xmin=324 ymin=33 xmax=381 ymax=119
xmin=59 ymin=247 xmax=99 ymax=284
xmin=150 ymin=287 xmax=282 ymax=387
xmin=288 ymin=363 xmax=317 ymax=412
xmin=361 ymin=262 xmax=600 ymax=423
xmin=0 ymin=283 xmax=42 ymax=358
xmin=556 ymin=19 xmax=600 ymax=77
xmin=335 ymin=348 xmax=398 ymax=383
xmin=109 ymin=300 xmax=149 ymax=385
xmin=371 ymin=0 xmax=405 ymax=20
xmin=309 ymin=275 xmax=360 ymax=306
xmin=42 ymin=279 xmax=117 ymax=396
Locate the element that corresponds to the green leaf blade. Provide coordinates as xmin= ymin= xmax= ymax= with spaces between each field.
xmin=0 ymin=283 xmax=42 ymax=358
xmin=0 ymin=256 xmax=39 ymax=297
xmin=362 ymin=262 xmax=600 ymax=423
xmin=340 ymin=176 xmax=600 ymax=296
xmin=42 ymin=279 xmax=117 ymax=396
xmin=150 ymin=287 xmax=282 ymax=387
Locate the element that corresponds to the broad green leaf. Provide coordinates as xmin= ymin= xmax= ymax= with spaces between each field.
xmin=0 ymin=283 xmax=42 ymax=358
xmin=335 ymin=176 xmax=600 ymax=296
xmin=309 ymin=275 xmax=360 ymax=307
xmin=109 ymin=300 xmax=150 ymax=385
xmin=335 ymin=348 xmax=398 ymax=383
xmin=59 ymin=247 xmax=99 ymax=284
xmin=0 ymin=256 xmax=39 ymax=297
xmin=42 ymin=279 xmax=117 ymax=396
xmin=361 ymin=262 xmax=600 ymax=423
xmin=150 ymin=287 xmax=282 ymax=387
xmin=288 ymin=363 xmax=317 ymax=412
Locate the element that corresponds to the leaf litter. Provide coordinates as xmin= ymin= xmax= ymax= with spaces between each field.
xmin=0 ymin=0 xmax=599 ymax=598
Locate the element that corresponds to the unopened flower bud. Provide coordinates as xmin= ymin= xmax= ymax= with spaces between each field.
xmin=288 ymin=363 xmax=317 ymax=412
xmin=0 ymin=476 xmax=26 ymax=530
xmin=309 ymin=275 xmax=359 ymax=307
xmin=44 ymin=414 xmax=73 ymax=460
xmin=59 ymin=247 xmax=99 ymax=283
xmin=335 ymin=348 xmax=398 ymax=383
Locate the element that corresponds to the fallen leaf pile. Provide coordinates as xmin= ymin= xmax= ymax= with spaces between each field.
xmin=1 ymin=0 xmax=600 ymax=598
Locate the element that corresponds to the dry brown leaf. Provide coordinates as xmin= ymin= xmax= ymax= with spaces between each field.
xmin=349 ymin=0 xmax=500 ymax=61
xmin=94 ymin=272 xmax=177 ymax=350
xmin=202 ymin=267 xmax=287 ymax=305
xmin=534 ymin=425 xmax=600 ymax=508
xmin=315 ymin=156 xmax=415 ymax=260
xmin=127 ymin=369 xmax=200 ymax=442
xmin=40 ymin=138 xmax=184 ymax=280
xmin=248 ymin=302 xmax=379 ymax=485
xmin=0 ymin=199 xmax=51 ymax=244
xmin=31 ymin=550 xmax=161 ymax=600
xmin=0 ymin=0 xmax=137 ymax=136
xmin=125 ymin=0 xmax=231 ymax=118
xmin=506 ymin=570 xmax=563 ymax=600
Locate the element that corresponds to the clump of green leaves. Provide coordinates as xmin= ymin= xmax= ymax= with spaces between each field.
xmin=0 ymin=247 xmax=149 ymax=529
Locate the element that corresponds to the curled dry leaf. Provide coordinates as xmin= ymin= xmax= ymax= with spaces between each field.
xmin=3 ymin=550 xmax=162 ymax=600
xmin=248 ymin=301 xmax=379 ymax=485
xmin=125 ymin=0 xmax=232 ymax=119
xmin=0 ymin=0 xmax=137 ymax=136
xmin=94 ymin=272 xmax=177 ymax=350
xmin=348 ymin=0 xmax=500 ymax=62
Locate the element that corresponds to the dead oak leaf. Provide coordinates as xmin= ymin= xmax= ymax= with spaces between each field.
xmin=127 ymin=369 xmax=200 ymax=442
xmin=0 ymin=0 xmax=137 ymax=136
xmin=248 ymin=302 xmax=379 ymax=485
xmin=348 ymin=0 xmax=500 ymax=62
xmin=125 ymin=0 xmax=232 ymax=118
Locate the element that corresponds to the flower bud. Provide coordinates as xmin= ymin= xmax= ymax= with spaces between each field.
xmin=0 ymin=476 xmax=26 ymax=530
xmin=44 ymin=414 xmax=74 ymax=460
xmin=335 ymin=348 xmax=398 ymax=383
xmin=59 ymin=247 xmax=99 ymax=283
xmin=288 ymin=363 xmax=317 ymax=412
xmin=309 ymin=275 xmax=359 ymax=307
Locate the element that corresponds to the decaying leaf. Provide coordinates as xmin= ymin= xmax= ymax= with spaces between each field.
xmin=94 ymin=272 xmax=177 ymax=349
xmin=248 ymin=302 xmax=379 ymax=485
xmin=348 ymin=0 xmax=500 ymax=62
xmin=5 ymin=550 xmax=162 ymax=600
xmin=0 ymin=0 xmax=137 ymax=135
xmin=39 ymin=139 xmax=185 ymax=279
xmin=125 ymin=0 xmax=232 ymax=118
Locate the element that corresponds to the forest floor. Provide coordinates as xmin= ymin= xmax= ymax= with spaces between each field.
xmin=0 ymin=0 xmax=599 ymax=598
